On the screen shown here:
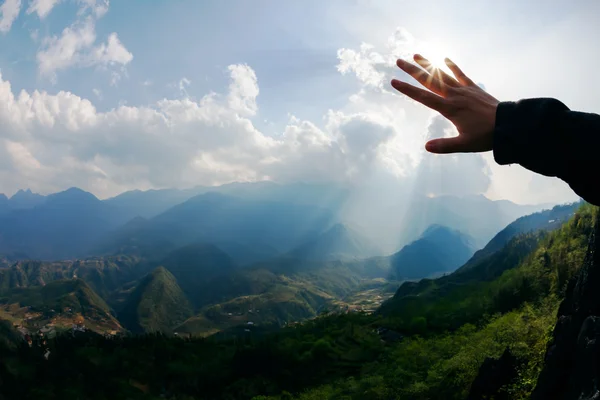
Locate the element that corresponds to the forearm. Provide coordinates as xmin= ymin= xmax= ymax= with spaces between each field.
xmin=493 ymin=98 xmax=600 ymax=205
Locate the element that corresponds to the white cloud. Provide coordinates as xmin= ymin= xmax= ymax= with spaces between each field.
xmin=0 ymin=0 xmax=21 ymax=33
xmin=227 ymin=64 xmax=259 ymax=117
xmin=92 ymin=88 xmax=101 ymax=99
xmin=337 ymin=28 xmax=414 ymax=90
xmin=26 ymin=0 xmax=60 ymax=19
xmin=76 ymin=0 xmax=108 ymax=18
xmin=178 ymin=77 xmax=191 ymax=97
xmin=0 ymin=60 xmax=405 ymax=198
xmin=91 ymin=32 xmax=133 ymax=66
xmin=36 ymin=17 xmax=132 ymax=82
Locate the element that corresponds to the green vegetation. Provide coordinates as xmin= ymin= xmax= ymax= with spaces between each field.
xmin=120 ymin=267 xmax=193 ymax=333
xmin=2 ymin=279 xmax=112 ymax=316
xmin=0 ymin=203 xmax=595 ymax=399
xmin=0 ymin=255 xmax=143 ymax=300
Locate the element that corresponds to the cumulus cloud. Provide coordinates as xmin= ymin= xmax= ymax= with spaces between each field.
xmin=337 ymin=27 xmax=415 ymax=90
xmin=36 ymin=1 xmax=132 ymax=82
xmin=76 ymin=0 xmax=108 ymax=18
xmin=227 ymin=64 xmax=259 ymax=117
xmin=0 ymin=0 xmax=21 ymax=33
xmin=26 ymin=0 xmax=60 ymax=19
xmin=0 ymin=61 xmax=402 ymax=197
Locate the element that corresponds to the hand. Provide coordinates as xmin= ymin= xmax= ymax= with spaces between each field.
xmin=391 ymin=54 xmax=499 ymax=154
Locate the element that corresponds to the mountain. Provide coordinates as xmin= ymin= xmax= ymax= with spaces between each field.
xmin=104 ymin=182 xmax=350 ymax=220
xmin=392 ymin=203 xmax=581 ymax=300
xmin=359 ymin=194 xmax=550 ymax=253
xmin=119 ymin=266 xmax=193 ymax=334
xmin=360 ymin=225 xmax=475 ymax=281
xmin=379 ymin=205 xmax=581 ymax=315
xmin=0 ymin=194 xmax=8 ymax=215
xmin=378 ymin=203 xmax=593 ymax=330
xmin=98 ymin=192 xmax=337 ymax=262
xmin=0 ymin=188 xmax=131 ymax=260
xmin=287 ymin=223 xmax=382 ymax=261
xmin=174 ymin=259 xmax=380 ymax=336
xmin=0 ymin=255 xmax=143 ymax=301
xmin=159 ymin=243 xmax=238 ymax=308
xmin=457 ymin=202 xmax=580 ymax=273
xmin=175 ymin=284 xmax=330 ymax=337
xmin=391 ymin=225 xmax=475 ymax=279
xmin=0 ymin=278 xmax=122 ymax=333
xmin=103 ymin=186 xmax=207 ymax=219
xmin=8 ymin=189 xmax=46 ymax=210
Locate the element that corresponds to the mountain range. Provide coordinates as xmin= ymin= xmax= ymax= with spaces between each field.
xmin=0 ymin=182 xmax=576 ymax=339
xmin=0 ymin=183 xmax=552 ymax=263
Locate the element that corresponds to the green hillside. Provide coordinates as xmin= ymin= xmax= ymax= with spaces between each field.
xmin=0 ymin=204 xmax=595 ymax=399
xmin=377 ymin=203 xmax=592 ymax=333
xmin=0 ymin=255 xmax=143 ymax=300
xmin=0 ymin=278 xmax=122 ymax=334
xmin=174 ymin=258 xmax=387 ymax=336
xmin=119 ymin=266 xmax=193 ymax=334
xmin=3 ymin=279 xmax=111 ymax=315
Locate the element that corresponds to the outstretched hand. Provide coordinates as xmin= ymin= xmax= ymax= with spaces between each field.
xmin=391 ymin=55 xmax=499 ymax=154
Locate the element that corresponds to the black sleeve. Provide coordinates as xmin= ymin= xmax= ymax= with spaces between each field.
xmin=493 ymin=98 xmax=600 ymax=206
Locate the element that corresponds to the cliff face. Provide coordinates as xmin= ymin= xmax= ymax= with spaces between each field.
xmin=531 ymin=212 xmax=600 ymax=400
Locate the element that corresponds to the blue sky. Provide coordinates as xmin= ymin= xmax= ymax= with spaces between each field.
xmin=0 ymin=0 xmax=597 ymax=204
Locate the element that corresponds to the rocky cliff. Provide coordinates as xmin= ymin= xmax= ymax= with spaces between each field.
xmin=531 ymin=212 xmax=600 ymax=399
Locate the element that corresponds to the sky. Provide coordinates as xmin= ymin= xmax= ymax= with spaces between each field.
xmin=0 ymin=0 xmax=597 ymax=204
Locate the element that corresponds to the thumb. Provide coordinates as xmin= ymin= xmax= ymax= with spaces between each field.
xmin=425 ymin=137 xmax=465 ymax=154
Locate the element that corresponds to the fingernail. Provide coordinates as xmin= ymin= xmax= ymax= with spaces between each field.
xmin=425 ymin=142 xmax=437 ymax=152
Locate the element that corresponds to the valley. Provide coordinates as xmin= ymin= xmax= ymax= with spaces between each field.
xmin=0 ymin=182 xmax=587 ymax=400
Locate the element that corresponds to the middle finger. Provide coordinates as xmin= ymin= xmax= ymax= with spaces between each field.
xmin=396 ymin=59 xmax=447 ymax=97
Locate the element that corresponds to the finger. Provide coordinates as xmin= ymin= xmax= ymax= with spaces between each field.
xmin=444 ymin=58 xmax=475 ymax=86
xmin=413 ymin=54 xmax=459 ymax=90
xmin=396 ymin=59 xmax=446 ymax=96
xmin=425 ymin=137 xmax=466 ymax=154
xmin=391 ymin=79 xmax=449 ymax=113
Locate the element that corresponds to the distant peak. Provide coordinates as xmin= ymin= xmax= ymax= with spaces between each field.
xmin=150 ymin=265 xmax=172 ymax=278
xmin=421 ymin=224 xmax=450 ymax=236
xmin=11 ymin=188 xmax=42 ymax=199
xmin=64 ymin=187 xmax=86 ymax=194
xmin=47 ymin=187 xmax=99 ymax=203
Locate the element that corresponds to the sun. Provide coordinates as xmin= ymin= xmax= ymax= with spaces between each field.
xmin=419 ymin=40 xmax=455 ymax=72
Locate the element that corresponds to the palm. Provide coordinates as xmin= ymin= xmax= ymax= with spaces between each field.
xmin=391 ymin=55 xmax=499 ymax=154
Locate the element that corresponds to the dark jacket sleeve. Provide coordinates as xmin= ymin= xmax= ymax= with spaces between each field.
xmin=493 ymin=98 xmax=600 ymax=206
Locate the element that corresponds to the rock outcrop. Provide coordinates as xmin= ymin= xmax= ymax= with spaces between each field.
xmin=531 ymin=212 xmax=600 ymax=399
xmin=467 ymin=347 xmax=518 ymax=400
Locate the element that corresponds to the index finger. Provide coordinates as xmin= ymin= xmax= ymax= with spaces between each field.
xmin=413 ymin=54 xmax=459 ymax=90
xmin=391 ymin=79 xmax=449 ymax=113
xmin=396 ymin=59 xmax=446 ymax=95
